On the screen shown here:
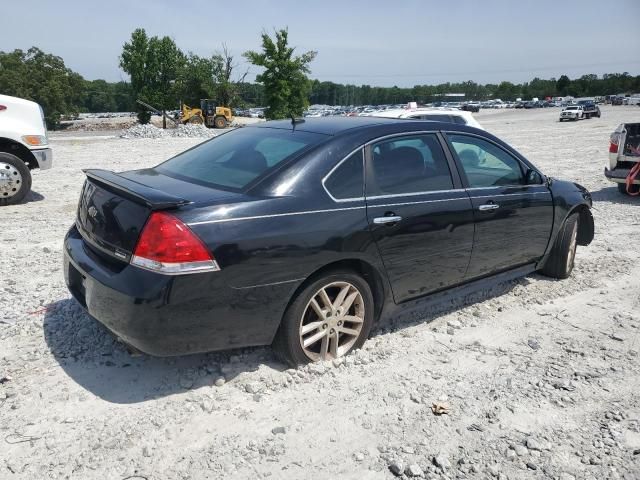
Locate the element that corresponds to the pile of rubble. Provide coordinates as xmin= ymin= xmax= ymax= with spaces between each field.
xmin=119 ymin=123 xmax=219 ymax=139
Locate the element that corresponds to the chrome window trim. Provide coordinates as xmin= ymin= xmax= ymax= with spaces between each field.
xmin=321 ymin=147 xmax=366 ymax=203
xmin=366 ymin=189 xmax=458 ymax=200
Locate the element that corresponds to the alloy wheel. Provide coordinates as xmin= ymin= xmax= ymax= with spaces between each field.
xmin=299 ymin=281 xmax=365 ymax=361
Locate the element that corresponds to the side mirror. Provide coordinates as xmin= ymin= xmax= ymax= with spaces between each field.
xmin=525 ymin=168 xmax=543 ymax=185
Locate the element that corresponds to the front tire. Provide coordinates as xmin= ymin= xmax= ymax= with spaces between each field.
xmin=540 ymin=214 xmax=579 ymax=279
xmin=273 ymin=271 xmax=374 ymax=367
xmin=0 ymin=152 xmax=31 ymax=206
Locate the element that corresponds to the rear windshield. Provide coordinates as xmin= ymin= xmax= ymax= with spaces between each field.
xmin=157 ymin=127 xmax=327 ymax=190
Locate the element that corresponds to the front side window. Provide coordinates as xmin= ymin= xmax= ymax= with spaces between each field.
xmin=324 ymin=150 xmax=364 ymax=200
xmin=447 ymin=134 xmax=524 ymax=188
xmin=368 ymin=134 xmax=453 ymax=195
xmin=157 ymin=127 xmax=326 ymax=190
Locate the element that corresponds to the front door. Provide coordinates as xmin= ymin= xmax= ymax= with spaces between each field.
xmin=365 ymin=133 xmax=475 ymax=303
xmin=445 ymin=133 xmax=554 ymax=279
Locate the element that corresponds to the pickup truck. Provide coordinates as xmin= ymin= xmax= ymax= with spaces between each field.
xmin=0 ymin=94 xmax=52 ymax=205
xmin=606 ymin=123 xmax=640 ymax=194
xmin=559 ymin=105 xmax=585 ymax=121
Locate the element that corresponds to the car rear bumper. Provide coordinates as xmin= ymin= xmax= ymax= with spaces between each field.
xmin=63 ymin=225 xmax=292 ymax=356
xmin=30 ymin=147 xmax=52 ymax=170
xmin=604 ymin=167 xmax=640 ymax=184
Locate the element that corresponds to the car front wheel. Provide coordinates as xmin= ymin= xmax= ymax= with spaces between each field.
xmin=0 ymin=152 xmax=31 ymax=206
xmin=540 ymin=213 xmax=579 ymax=279
xmin=273 ymin=271 xmax=374 ymax=366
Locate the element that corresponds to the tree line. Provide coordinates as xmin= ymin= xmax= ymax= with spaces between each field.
xmin=1 ymin=31 xmax=639 ymax=128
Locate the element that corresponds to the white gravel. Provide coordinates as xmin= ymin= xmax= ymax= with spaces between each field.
xmin=1 ymin=107 xmax=640 ymax=479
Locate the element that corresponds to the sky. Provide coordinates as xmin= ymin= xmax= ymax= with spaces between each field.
xmin=2 ymin=0 xmax=640 ymax=87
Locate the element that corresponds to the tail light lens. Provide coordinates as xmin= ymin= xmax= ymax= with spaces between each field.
xmin=131 ymin=211 xmax=219 ymax=274
xmin=609 ymin=132 xmax=621 ymax=153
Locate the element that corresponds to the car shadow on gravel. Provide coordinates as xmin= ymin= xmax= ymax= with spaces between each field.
xmin=371 ymin=267 xmax=539 ymax=338
xmin=22 ymin=190 xmax=45 ymax=203
xmin=43 ymin=298 xmax=283 ymax=404
xmin=591 ymin=186 xmax=640 ymax=205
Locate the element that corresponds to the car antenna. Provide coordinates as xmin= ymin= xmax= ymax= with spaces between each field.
xmin=290 ymin=113 xmax=305 ymax=129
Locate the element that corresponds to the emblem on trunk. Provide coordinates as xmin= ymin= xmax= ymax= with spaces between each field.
xmin=88 ymin=206 xmax=98 ymax=218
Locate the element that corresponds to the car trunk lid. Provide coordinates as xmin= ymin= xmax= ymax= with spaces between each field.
xmin=76 ymin=168 xmax=242 ymax=262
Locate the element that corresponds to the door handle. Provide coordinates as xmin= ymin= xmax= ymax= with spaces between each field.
xmin=478 ymin=203 xmax=500 ymax=211
xmin=373 ymin=215 xmax=402 ymax=225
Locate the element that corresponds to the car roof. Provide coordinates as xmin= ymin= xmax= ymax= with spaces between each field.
xmin=253 ymin=116 xmax=420 ymax=135
xmin=249 ymin=116 xmax=487 ymax=137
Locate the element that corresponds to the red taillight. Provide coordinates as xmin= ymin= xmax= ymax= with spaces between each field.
xmin=609 ymin=142 xmax=618 ymax=153
xmin=131 ymin=211 xmax=219 ymax=274
xmin=0 ymin=105 xmax=6 ymax=112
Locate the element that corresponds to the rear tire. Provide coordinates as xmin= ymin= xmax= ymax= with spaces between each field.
xmin=0 ymin=152 xmax=31 ymax=206
xmin=540 ymin=213 xmax=579 ymax=279
xmin=272 ymin=271 xmax=374 ymax=367
xmin=214 ymin=116 xmax=228 ymax=129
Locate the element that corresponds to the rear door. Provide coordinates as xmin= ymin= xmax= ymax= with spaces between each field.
xmin=444 ymin=133 xmax=553 ymax=278
xmin=365 ymin=133 xmax=474 ymax=303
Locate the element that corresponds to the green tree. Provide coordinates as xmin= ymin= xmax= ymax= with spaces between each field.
xmin=120 ymin=28 xmax=185 ymax=123
xmin=0 ymin=47 xmax=85 ymax=128
xmin=243 ymin=29 xmax=317 ymax=119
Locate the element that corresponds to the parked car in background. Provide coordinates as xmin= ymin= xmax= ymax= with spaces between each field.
xmin=606 ymin=122 xmax=640 ymax=194
xmin=0 ymin=94 xmax=53 ymax=205
xmin=64 ymin=117 xmax=594 ymax=365
xmin=559 ymin=105 xmax=585 ymax=121
xmin=461 ymin=102 xmax=480 ymax=112
xmin=370 ymin=108 xmax=484 ymax=129
xmin=577 ymin=100 xmax=601 ymax=118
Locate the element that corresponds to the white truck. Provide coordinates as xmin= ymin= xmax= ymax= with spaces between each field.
xmin=606 ymin=123 xmax=640 ymax=194
xmin=0 ymin=94 xmax=52 ymax=205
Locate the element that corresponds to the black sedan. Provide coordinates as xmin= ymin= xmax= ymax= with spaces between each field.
xmin=63 ymin=117 xmax=594 ymax=366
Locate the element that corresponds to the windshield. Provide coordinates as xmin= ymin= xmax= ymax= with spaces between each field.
xmin=157 ymin=127 xmax=327 ymax=190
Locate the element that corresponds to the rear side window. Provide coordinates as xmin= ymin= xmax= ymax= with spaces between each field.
xmin=157 ymin=128 xmax=326 ymax=190
xmin=369 ymin=134 xmax=453 ymax=195
xmin=324 ymin=150 xmax=364 ymax=200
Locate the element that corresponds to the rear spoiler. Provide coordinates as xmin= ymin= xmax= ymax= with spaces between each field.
xmin=83 ymin=169 xmax=192 ymax=210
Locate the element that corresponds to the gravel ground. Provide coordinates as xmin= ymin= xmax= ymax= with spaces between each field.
xmin=1 ymin=107 xmax=639 ymax=480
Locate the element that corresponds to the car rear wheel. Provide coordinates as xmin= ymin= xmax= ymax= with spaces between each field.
xmin=0 ymin=152 xmax=31 ymax=206
xmin=273 ymin=271 xmax=374 ymax=366
xmin=540 ymin=213 xmax=579 ymax=279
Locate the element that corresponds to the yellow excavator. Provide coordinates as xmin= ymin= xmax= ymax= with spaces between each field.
xmin=180 ymin=99 xmax=233 ymax=128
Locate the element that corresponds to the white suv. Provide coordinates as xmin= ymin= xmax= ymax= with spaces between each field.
xmin=0 ymin=94 xmax=52 ymax=205
xmin=368 ymin=108 xmax=484 ymax=130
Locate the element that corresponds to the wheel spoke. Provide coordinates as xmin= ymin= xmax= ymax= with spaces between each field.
xmin=303 ymin=329 xmax=326 ymax=348
xmin=340 ymin=291 xmax=359 ymax=313
xmin=330 ymin=330 xmax=339 ymax=358
xmin=338 ymin=326 xmax=360 ymax=337
xmin=333 ymin=285 xmax=350 ymax=310
xmin=300 ymin=321 xmax=322 ymax=335
xmin=342 ymin=315 xmax=364 ymax=324
xmin=318 ymin=288 xmax=332 ymax=309
xmin=309 ymin=298 xmax=324 ymax=319
xmin=319 ymin=334 xmax=329 ymax=359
